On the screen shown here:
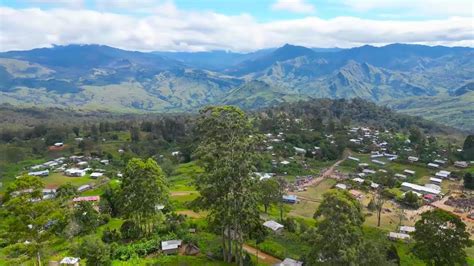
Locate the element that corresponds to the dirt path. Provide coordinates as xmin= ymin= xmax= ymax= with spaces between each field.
xmin=170 ymin=191 xmax=195 ymax=196
xmin=302 ymin=154 xmax=349 ymax=188
xmin=242 ymin=244 xmax=282 ymax=265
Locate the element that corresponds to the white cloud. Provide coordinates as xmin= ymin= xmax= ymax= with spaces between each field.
xmin=0 ymin=7 xmax=472 ymax=52
xmin=271 ymin=0 xmax=315 ymax=14
xmin=343 ymin=0 xmax=473 ymax=17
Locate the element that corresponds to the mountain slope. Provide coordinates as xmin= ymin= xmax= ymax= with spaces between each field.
xmin=0 ymin=43 xmax=473 ymax=131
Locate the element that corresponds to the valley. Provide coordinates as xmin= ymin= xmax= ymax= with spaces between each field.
xmin=1 ymin=43 xmax=473 ymax=131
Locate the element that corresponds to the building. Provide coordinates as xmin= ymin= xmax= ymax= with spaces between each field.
xmin=282 ymin=195 xmax=297 ymax=204
xmin=372 ymin=159 xmax=386 ymax=166
xmin=90 ymin=172 xmax=103 ymax=179
xmin=404 ymin=169 xmax=415 ymax=176
xmin=28 ymin=170 xmax=49 ymax=177
xmin=399 ymin=226 xmax=416 ymax=234
xmin=348 ymin=156 xmax=360 ymax=162
xmin=349 ymin=189 xmax=363 ymax=199
xmin=294 ymin=147 xmax=306 ymax=154
xmin=280 ymin=160 xmax=290 ymax=165
xmin=335 ymin=183 xmax=347 ymax=190
xmin=77 ymin=185 xmax=91 ymax=192
xmin=434 ymin=159 xmax=446 ymax=165
xmin=161 ymin=240 xmax=182 ymax=255
xmin=72 ymin=196 xmax=100 ymax=203
xmin=408 ymin=156 xmax=419 ymax=162
xmin=276 ymin=258 xmax=303 ymax=266
xmin=65 ymin=168 xmax=86 ymax=177
xmin=388 ymin=232 xmax=411 ymax=241
xmin=371 ymin=182 xmax=380 ymax=189
xmin=54 ymin=142 xmax=64 ymax=147
xmin=430 ymin=177 xmax=442 ymax=185
xmin=427 ymin=163 xmax=440 ymax=168
xmin=263 ymin=220 xmax=284 ymax=233
xmin=435 ymin=170 xmax=451 ymax=179
xmin=362 ymin=169 xmax=376 ymax=175
xmin=352 ymin=177 xmax=364 ymax=184
xmin=401 ymin=182 xmax=440 ymax=195
xmin=454 ymin=161 xmax=468 ymax=168
xmin=60 ymin=257 xmax=80 ymax=266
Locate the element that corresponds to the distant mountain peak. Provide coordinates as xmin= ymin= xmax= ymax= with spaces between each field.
xmin=273 ymin=43 xmax=315 ymax=57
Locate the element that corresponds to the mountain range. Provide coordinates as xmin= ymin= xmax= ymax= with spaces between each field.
xmin=0 ymin=43 xmax=473 ymax=131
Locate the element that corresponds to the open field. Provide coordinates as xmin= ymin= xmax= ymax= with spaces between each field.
xmin=289 ymin=178 xmax=337 ymax=218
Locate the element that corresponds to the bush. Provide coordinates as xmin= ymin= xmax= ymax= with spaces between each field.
xmin=120 ymin=220 xmax=141 ymax=240
xmin=102 ymin=228 xmax=121 ymax=243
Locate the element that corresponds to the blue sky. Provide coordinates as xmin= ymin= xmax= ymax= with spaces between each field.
xmin=0 ymin=0 xmax=472 ymax=51
xmin=3 ymin=0 xmax=469 ymax=20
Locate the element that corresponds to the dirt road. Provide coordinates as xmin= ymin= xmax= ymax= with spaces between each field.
xmin=242 ymin=244 xmax=282 ymax=265
xmin=302 ymin=155 xmax=348 ymax=188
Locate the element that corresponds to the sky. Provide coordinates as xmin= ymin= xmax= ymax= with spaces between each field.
xmin=0 ymin=0 xmax=473 ymax=52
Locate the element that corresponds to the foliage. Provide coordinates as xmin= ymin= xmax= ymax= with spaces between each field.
xmin=307 ymin=189 xmax=387 ymax=265
xmin=3 ymin=175 xmax=65 ymax=264
xmin=77 ymin=236 xmax=111 ymax=266
xmin=402 ymin=191 xmax=420 ymax=208
xmin=464 ymin=172 xmax=474 ymax=190
xmin=120 ymin=220 xmax=142 ymax=241
xmin=258 ymin=178 xmax=280 ymax=213
xmin=462 ymin=135 xmax=474 ymax=160
xmin=73 ymin=201 xmax=102 ymax=235
xmin=120 ymin=158 xmax=169 ymax=235
xmin=193 ymin=106 xmax=262 ymax=265
xmin=56 ymin=183 xmax=78 ymax=199
xmin=413 ymin=209 xmax=472 ymax=266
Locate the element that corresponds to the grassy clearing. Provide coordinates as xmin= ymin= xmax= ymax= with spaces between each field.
xmin=289 ymin=178 xmax=336 ymax=218
xmin=42 ymin=172 xmax=94 ymax=188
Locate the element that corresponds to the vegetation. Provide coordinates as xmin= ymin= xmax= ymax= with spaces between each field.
xmin=0 ymin=102 xmax=472 ymax=265
xmin=413 ymin=209 xmax=472 ymax=266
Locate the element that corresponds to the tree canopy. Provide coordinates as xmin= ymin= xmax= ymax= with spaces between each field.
xmin=413 ymin=209 xmax=472 ymax=266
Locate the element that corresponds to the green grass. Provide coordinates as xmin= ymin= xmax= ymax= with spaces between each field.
xmin=288 ymin=178 xmax=336 ymax=218
xmin=42 ymin=172 xmax=94 ymax=188
xmin=247 ymin=232 xmax=310 ymax=260
xmin=168 ymin=162 xmax=203 ymax=191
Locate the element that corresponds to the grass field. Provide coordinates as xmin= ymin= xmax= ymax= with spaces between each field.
xmin=289 ymin=178 xmax=337 ymax=218
xmin=42 ymin=172 xmax=94 ymax=188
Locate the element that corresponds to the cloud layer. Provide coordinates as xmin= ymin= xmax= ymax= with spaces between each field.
xmin=271 ymin=0 xmax=316 ymax=14
xmin=0 ymin=5 xmax=472 ymax=52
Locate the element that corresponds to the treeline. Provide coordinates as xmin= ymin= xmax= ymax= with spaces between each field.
xmin=257 ymin=98 xmax=460 ymax=134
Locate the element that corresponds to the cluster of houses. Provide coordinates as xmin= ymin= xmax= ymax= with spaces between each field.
xmin=26 ymin=155 xmax=109 ymax=180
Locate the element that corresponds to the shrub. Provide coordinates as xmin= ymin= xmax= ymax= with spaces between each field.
xmin=120 ymin=220 xmax=141 ymax=240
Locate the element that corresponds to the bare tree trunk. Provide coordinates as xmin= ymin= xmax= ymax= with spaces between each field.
xmin=222 ymin=228 xmax=227 ymax=262
xmin=37 ymin=251 xmax=41 ymax=266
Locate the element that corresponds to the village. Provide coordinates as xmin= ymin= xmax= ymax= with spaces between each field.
xmin=2 ymin=121 xmax=474 ymax=265
xmin=2 ymin=116 xmax=473 ymax=266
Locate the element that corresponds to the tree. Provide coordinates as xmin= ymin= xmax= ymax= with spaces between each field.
xmin=402 ymin=191 xmax=420 ymax=208
xmin=72 ymin=126 xmax=80 ymax=137
xmin=258 ymin=178 xmax=280 ymax=213
xmin=462 ymin=135 xmax=474 ymax=160
xmin=77 ymin=236 xmax=111 ymax=266
xmin=193 ymin=106 xmax=261 ymax=265
xmin=130 ymin=127 xmax=140 ymax=142
xmin=464 ymin=172 xmax=474 ymax=189
xmin=73 ymin=201 xmax=101 ymax=235
xmin=56 ymin=183 xmax=78 ymax=199
xmin=120 ymin=220 xmax=141 ymax=240
xmin=120 ymin=158 xmax=168 ymax=235
xmin=307 ymin=189 xmax=365 ymax=265
xmin=4 ymin=175 xmax=65 ymax=265
xmin=374 ymin=193 xmax=386 ymax=227
xmin=413 ymin=209 xmax=471 ymax=266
